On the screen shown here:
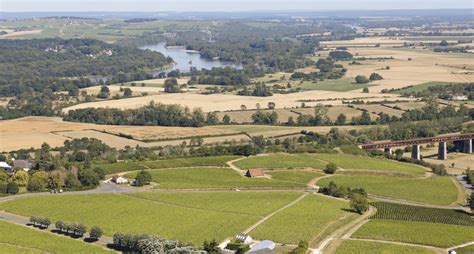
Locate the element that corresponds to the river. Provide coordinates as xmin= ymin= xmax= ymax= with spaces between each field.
xmin=141 ymin=42 xmax=242 ymax=73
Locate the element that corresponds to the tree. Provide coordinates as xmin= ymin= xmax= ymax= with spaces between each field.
xmin=369 ymin=73 xmax=383 ymax=81
xmin=329 ymin=50 xmax=353 ymax=60
xmin=350 ymin=193 xmax=369 ymax=214
xmin=6 ymin=182 xmax=19 ymax=194
xmin=362 ymin=87 xmax=369 ymax=93
xmin=324 ymin=163 xmax=337 ymax=174
xmin=14 ymin=170 xmax=29 ymax=186
xmin=36 ymin=143 xmax=54 ymax=171
xmin=203 ymin=239 xmax=220 ymax=254
xmin=335 ymin=113 xmax=347 ymax=125
xmin=123 ymin=88 xmax=132 ymax=97
xmin=268 ymin=102 xmax=276 ymax=109
xmin=76 ymin=223 xmax=87 ymax=237
xmin=48 ymin=170 xmax=65 ymax=190
xmin=78 ymin=168 xmax=100 ymax=187
xmin=27 ymin=171 xmax=48 ymax=191
xmin=135 ymin=170 xmax=152 ymax=187
xmin=55 ymin=220 xmax=65 ymax=232
xmin=222 ymin=114 xmax=231 ymax=124
xmin=97 ymin=85 xmax=110 ymax=98
xmin=90 ymin=226 xmax=103 ymax=240
xmin=355 ymin=75 xmax=369 ymax=84
xmin=440 ymin=40 xmax=449 ymax=46
xmin=164 ymin=78 xmax=180 ymax=93
xmin=469 ymin=192 xmax=474 ymax=211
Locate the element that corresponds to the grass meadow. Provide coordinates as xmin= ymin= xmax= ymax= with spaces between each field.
xmin=235 ymin=154 xmax=327 ymax=170
xmin=125 ymin=167 xmax=306 ymax=189
xmin=0 ymin=193 xmax=293 ymax=245
xmin=250 ymin=194 xmax=356 ymax=244
xmin=317 ymin=175 xmax=458 ymax=205
xmin=335 ymin=239 xmax=436 ymax=254
xmin=353 ymin=220 xmax=474 ymax=248
xmin=0 ymin=220 xmax=113 ymax=253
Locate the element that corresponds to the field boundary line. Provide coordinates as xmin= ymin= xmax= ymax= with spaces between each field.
xmin=119 ymin=193 xmax=264 ymax=217
xmin=243 ymin=192 xmax=309 ymax=234
xmin=449 ymin=241 xmax=474 ymax=250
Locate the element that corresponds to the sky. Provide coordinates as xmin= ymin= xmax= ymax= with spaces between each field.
xmin=1 ymin=0 xmax=472 ymax=12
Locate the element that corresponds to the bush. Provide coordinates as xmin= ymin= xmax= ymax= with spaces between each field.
xmin=6 ymin=182 xmax=19 ymax=194
xmin=324 ymin=163 xmax=337 ymax=174
xmin=89 ymin=226 xmax=103 ymax=240
xmin=350 ymin=193 xmax=369 ymax=214
xmin=355 ymin=75 xmax=369 ymax=84
xmin=369 ymin=73 xmax=383 ymax=81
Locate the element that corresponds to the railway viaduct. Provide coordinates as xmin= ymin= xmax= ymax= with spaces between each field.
xmin=360 ymin=133 xmax=474 ymax=160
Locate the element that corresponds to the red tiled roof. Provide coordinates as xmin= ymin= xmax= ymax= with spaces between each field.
xmin=246 ymin=169 xmax=265 ymax=177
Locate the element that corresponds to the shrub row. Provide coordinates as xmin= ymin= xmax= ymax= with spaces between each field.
xmin=29 ymin=216 xmax=51 ymax=228
xmin=112 ymin=232 xmax=196 ymax=253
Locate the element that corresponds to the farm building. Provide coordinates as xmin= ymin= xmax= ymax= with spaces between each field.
xmin=0 ymin=161 xmax=12 ymax=174
xmin=12 ymin=159 xmax=33 ymax=172
xmin=247 ymin=240 xmax=276 ymax=254
xmin=104 ymin=175 xmax=129 ymax=184
xmin=245 ymin=169 xmax=265 ymax=178
xmin=234 ymin=233 xmax=253 ymax=244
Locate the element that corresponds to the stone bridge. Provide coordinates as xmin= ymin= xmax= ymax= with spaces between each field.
xmin=360 ymin=133 xmax=474 ymax=160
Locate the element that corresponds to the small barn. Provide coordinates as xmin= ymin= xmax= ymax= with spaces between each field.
xmin=12 ymin=159 xmax=33 ymax=172
xmin=245 ymin=169 xmax=265 ymax=178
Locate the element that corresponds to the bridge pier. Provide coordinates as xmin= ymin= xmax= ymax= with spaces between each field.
xmin=438 ymin=142 xmax=447 ymax=160
xmin=384 ymin=147 xmax=392 ymax=154
xmin=463 ymin=139 xmax=472 ymax=153
xmin=411 ymin=144 xmax=420 ymax=160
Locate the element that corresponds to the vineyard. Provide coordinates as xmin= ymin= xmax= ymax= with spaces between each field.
xmin=370 ymin=202 xmax=474 ymax=226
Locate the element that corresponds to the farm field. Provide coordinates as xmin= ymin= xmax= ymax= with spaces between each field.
xmin=92 ymin=161 xmax=148 ymax=175
xmin=306 ymin=153 xmax=426 ymax=174
xmin=370 ymin=202 xmax=474 ymax=226
xmin=268 ymin=171 xmax=324 ymax=184
xmin=124 ymin=167 xmax=306 ymax=189
xmin=391 ymin=81 xmax=455 ymax=94
xmin=353 ymin=220 xmax=474 ymax=248
xmin=334 ymin=239 xmax=436 ymax=254
xmin=0 ymin=220 xmax=113 ymax=253
xmin=234 ymin=154 xmax=327 ymax=170
xmin=62 ymin=89 xmax=399 ymax=112
xmin=353 ymin=104 xmax=405 ymax=117
xmin=0 ymin=116 xmax=240 ymax=152
xmin=141 ymin=155 xmax=240 ymax=169
xmin=317 ymin=175 xmax=458 ymax=205
xmin=249 ymin=194 xmax=357 ymax=245
xmin=455 ymin=245 xmax=474 ymax=254
xmin=343 ymin=47 xmax=474 ymax=93
xmin=124 ymin=191 xmax=302 ymax=216
xmin=0 ymin=193 xmax=268 ymax=245
xmin=297 ymin=78 xmax=374 ymax=92
xmin=210 ymin=125 xmax=367 ymax=138
xmin=384 ymin=101 xmax=426 ymax=111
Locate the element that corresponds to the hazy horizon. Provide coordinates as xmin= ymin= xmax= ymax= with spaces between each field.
xmin=2 ymin=0 xmax=472 ymax=12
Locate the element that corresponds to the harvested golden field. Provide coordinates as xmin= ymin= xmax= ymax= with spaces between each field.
xmin=82 ymin=85 xmax=163 ymax=96
xmin=0 ymin=29 xmax=42 ymax=38
xmin=384 ymin=101 xmax=425 ymax=111
xmin=353 ymin=104 xmax=405 ymax=117
xmin=0 ymin=116 xmax=242 ymax=151
xmin=216 ymin=109 xmax=299 ymax=123
xmin=321 ymin=37 xmax=407 ymax=47
xmin=63 ymin=90 xmax=399 ymax=112
xmin=292 ymin=105 xmax=379 ymax=121
xmin=344 ymin=47 xmax=474 ymax=92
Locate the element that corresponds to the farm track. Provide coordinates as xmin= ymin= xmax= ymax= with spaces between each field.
xmin=0 ymin=211 xmax=116 ymax=252
xmin=311 ymin=205 xmax=376 ymax=254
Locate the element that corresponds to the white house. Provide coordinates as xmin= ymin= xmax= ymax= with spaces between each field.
xmin=104 ymin=175 xmax=129 ymax=184
xmin=0 ymin=161 xmax=12 ymax=174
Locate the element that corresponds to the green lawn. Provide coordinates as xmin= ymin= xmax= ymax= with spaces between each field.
xmin=268 ymin=171 xmax=324 ymax=184
xmin=335 ymin=239 xmax=436 ymax=254
xmin=124 ymin=167 xmax=306 ymax=189
xmin=0 ymin=220 xmax=113 ymax=253
xmin=141 ymin=155 xmax=240 ymax=169
xmin=317 ymin=175 xmax=458 ymax=205
xmin=124 ymin=191 xmax=302 ymax=217
xmin=250 ymin=194 xmax=356 ymax=244
xmin=353 ymin=220 xmax=474 ymax=248
xmin=299 ymin=78 xmax=374 ymax=92
xmin=0 ymin=193 xmax=274 ymax=245
xmin=306 ymin=154 xmax=426 ymax=174
xmin=235 ymin=154 xmax=327 ymax=170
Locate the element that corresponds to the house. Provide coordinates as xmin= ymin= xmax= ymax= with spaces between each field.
xmin=0 ymin=161 xmax=13 ymax=174
xmin=104 ymin=175 xmax=129 ymax=184
xmin=450 ymin=94 xmax=468 ymax=101
xmin=234 ymin=233 xmax=253 ymax=244
xmin=245 ymin=169 xmax=265 ymax=178
xmin=247 ymin=240 xmax=276 ymax=254
xmin=12 ymin=159 xmax=33 ymax=172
